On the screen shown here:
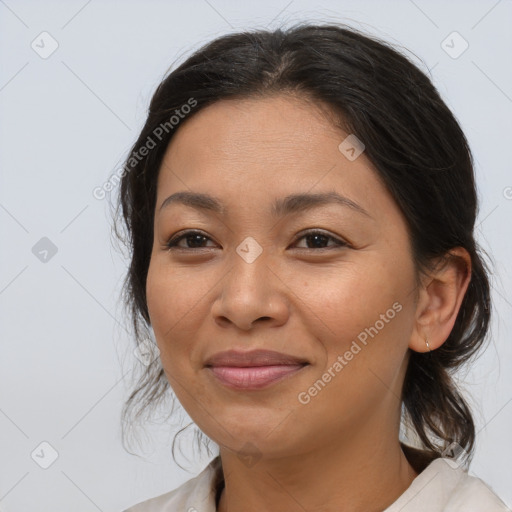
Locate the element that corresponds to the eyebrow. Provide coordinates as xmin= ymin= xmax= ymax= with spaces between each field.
xmin=158 ymin=190 xmax=372 ymax=219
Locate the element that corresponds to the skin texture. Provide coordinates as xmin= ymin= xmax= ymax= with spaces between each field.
xmin=146 ymin=94 xmax=471 ymax=512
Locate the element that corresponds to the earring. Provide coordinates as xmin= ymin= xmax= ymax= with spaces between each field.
xmin=425 ymin=337 xmax=431 ymax=352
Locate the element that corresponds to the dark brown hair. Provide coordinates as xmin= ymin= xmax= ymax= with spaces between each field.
xmin=112 ymin=22 xmax=492 ymax=468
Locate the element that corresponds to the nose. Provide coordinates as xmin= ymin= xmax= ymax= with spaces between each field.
xmin=211 ymin=254 xmax=289 ymax=331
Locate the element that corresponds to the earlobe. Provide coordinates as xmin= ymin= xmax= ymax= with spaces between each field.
xmin=409 ymin=247 xmax=472 ymax=354
xmin=409 ymin=330 xmax=434 ymax=353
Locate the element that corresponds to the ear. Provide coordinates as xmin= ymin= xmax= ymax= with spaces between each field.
xmin=409 ymin=247 xmax=472 ymax=353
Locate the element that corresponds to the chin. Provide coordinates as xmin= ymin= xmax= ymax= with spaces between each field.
xmin=207 ymin=409 xmax=303 ymax=455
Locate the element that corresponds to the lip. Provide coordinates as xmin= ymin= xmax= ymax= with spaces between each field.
xmin=204 ymin=349 xmax=310 ymax=390
xmin=204 ymin=349 xmax=309 ymax=367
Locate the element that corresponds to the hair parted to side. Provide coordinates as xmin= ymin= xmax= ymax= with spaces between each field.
xmin=112 ymin=22 xmax=492 ymax=467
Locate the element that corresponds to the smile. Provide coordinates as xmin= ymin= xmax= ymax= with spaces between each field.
xmin=207 ymin=363 xmax=308 ymax=390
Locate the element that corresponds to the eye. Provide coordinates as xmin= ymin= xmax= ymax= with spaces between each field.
xmin=165 ymin=229 xmax=347 ymax=251
xmin=166 ymin=230 xmax=217 ymax=250
xmin=291 ymin=229 xmax=347 ymax=250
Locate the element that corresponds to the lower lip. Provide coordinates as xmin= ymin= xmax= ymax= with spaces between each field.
xmin=207 ymin=364 xmax=307 ymax=390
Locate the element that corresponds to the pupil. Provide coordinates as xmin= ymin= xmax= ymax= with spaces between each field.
xmin=308 ymin=234 xmax=327 ymax=248
xmin=188 ymin=234 xmax=205 ymax=247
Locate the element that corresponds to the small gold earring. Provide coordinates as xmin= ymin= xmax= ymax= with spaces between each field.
xmin=425 ymin=337 xmax=431 ymax=352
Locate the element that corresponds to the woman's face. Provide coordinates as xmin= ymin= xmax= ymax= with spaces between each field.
xmin=146 ymin=94 xmax=419 ymax=459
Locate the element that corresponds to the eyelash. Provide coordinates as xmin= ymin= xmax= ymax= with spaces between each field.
xmin=165 ymin=229 xmax=347 ymax=251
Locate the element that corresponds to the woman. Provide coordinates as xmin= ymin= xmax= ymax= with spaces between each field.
xmin=116 ymin=23 xmax=510 ymax=512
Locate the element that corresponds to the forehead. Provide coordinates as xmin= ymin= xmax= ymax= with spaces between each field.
xmin=163 ymin=94 xmax=342 ymax=165
xmin=156 ymin=94 xmax=396 ymax=221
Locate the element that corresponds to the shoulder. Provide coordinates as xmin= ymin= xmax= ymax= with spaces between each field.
xmin=386 ymin=456 xmax=510 ymax=512
xmin=122 ymin=457 xmax=223 ymax=512
xmin=445 ymin=468 xmax=511 ymax=511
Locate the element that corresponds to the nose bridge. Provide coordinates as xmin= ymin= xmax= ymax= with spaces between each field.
xmin=228 ymin=237 xmax=272 ymax=300
xmin=212 ymin=239 xmax=287 ymax=329
xmin=235 ymin=235 xmax=265 ymax=265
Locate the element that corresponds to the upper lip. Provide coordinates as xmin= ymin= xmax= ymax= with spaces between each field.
xmin=204 ymin=349 xmax=309 ymax=367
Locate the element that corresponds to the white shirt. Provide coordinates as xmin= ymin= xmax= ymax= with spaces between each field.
xmin=123 ymin=455 xmax=511 ymax=512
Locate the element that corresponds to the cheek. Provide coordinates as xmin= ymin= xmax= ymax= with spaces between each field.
xmin=295 ymin=275 xmax=411 ymax=428
xmin=301 ymin=262 xmax=412 ymax=370
xmin=145 ymin=260 xmax=203 ymax=361
xmin=298 ymin=266 xmax=389 ymax=334
xmin=145 ymin=263 xmax=209 ymax=411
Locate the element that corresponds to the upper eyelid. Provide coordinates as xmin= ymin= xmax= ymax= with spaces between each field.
xmin=167 ymin=229 xmax=216 ymax=244
xmin=293 ymin=229 xmax=346 ymax=245
xmin=166 ymin=229 xmax=346 ymax=248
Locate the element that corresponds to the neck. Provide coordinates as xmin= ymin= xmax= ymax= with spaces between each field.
xmin=216 ymin=430 xmax=419 ymax=512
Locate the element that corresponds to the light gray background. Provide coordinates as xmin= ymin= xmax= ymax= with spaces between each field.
xmin=1 ymin=1 xmax=511 ymax=511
